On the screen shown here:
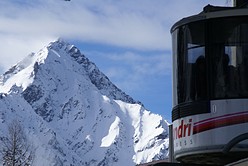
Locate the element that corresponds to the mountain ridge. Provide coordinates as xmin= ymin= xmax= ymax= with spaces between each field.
xmin=0 ymin=39 xmax=169 ymax=165
xmin=1 ymin=39 xmax=141 ymax=106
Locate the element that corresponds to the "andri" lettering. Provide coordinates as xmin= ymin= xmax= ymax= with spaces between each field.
xmin=173 ymin=119 xmax=192 ymax=140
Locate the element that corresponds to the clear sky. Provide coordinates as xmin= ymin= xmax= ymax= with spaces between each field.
xmin=0 ymin=0 xmax=231 ymax=122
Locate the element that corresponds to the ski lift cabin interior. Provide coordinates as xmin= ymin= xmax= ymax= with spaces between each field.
xmin=171 ymin=0 xmax=248 ymax=165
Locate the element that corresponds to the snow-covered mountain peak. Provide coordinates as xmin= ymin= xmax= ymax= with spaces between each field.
xmin=0 ymin=39 xmax=141 ymax=105
xmin=0 ymin=39 xmax=169 ymax=165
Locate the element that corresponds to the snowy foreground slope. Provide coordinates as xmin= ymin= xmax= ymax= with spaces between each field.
xmin=0 ymin=40 xmax=169 ymax=166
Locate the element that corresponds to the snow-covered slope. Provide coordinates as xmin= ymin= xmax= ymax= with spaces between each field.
xmin=0 ymin=39 xmax=169 ymax=166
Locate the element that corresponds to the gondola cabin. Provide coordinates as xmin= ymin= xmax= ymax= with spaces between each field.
xmin=171 ymin=1 xmax=248 ymax=165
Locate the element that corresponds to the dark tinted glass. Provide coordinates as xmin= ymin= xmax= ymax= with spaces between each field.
xmin=173 ymin=17 xmax=248 ymax=106
xmin=172 ymin=21 xmax=206 ymax=106
xmin=209 ymin=17 xmax=248 ymax=99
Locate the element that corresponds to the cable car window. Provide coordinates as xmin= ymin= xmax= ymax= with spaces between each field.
xmin=209 ymin=17 xmax=248 ymax=99
xmin=174 ymin=21 xmax=206 ymax=105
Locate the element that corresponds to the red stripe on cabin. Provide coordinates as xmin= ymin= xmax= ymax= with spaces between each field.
xmin=193 ymin=112 xmax=248 ymax=134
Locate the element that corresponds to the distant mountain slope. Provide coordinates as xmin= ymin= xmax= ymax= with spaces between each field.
xmin=0 ymin=39 xmax=169 ymax=165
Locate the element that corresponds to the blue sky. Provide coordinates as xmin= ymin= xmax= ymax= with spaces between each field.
xmin=0 ymin=0 xmax=230 ymax=121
